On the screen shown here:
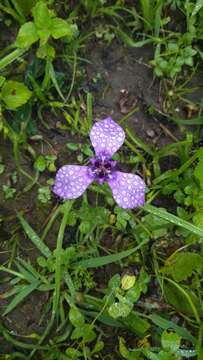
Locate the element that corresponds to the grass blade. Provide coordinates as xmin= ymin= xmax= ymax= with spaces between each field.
xmin=53 ymin=201 xmax=73 ymax=316
xmin=17 ymin=212 xmax=52 ymax=258
xmin=126 ymin=126 xmax=154 ymax=155
xmin=75 ymin=239 xmax=148 ymax=268
xmin=3 ymin=281 xmax=40 ymax=316
xmin=0 ymin=48 xmax=26 ymax=70
xmin=15 ymin=261 xmax=37 ymax=283
xmin=115 ymin=28 xmax=153 ymax=47
xmin=143 ymin=204 xmax=203 ymax=239
xmin=172 ymin=116 xmax=203 ymax=125
xmin=149 ymin=314 xmax=195 ymax=343
xmin=48 ymin=61 xmax=65 ymax=101
xmin=86 ymin=92 xmax=93 ymax=130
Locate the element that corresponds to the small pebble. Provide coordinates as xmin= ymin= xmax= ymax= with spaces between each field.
xmin=146 ymin=129 xmax=155 ymax=138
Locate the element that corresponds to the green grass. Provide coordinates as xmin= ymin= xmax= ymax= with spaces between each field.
xmin=0 ymin=0 xmax=203 ymax=359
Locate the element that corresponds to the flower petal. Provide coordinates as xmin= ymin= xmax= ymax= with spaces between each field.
xmin=90 ymin=117 xmax=125 ymax=156
xmin=108 ymin=171 xmax=146 ymax=209
xmin=53 ymin=165 xmax=93 ymax=199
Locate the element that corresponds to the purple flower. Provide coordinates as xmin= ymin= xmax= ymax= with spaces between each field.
xmin=53 ymin=117 xmax=146 ymax=209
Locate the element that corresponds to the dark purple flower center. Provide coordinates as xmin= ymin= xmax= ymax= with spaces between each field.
xmin=89 ymin=154 xmax=117 ymax=184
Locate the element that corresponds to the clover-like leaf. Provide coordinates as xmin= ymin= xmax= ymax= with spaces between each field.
xmin=108 ymin=301 xmax=131 ymax=319
xmin=69 ymin=307 xmax=85 ymax=328
xmin=1 ymin=81 xmax=32 ymax=110
xmin=52 ymin=18 xmax=77 ymax=39
xmin=16 ymin=22 xmax=39 ymax=48
xmin=161 ymin=330 xmax=181 ymax=354
xmin=36 ymin=43 xmax=55 ymax=59
xmin=32 ymin=1 xmax=52 ymax=30
xmin=163 ymin=252 xmax=203 ymax=282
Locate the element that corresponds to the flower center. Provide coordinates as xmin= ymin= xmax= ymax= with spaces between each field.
xmin=89 ymin=154 xmax=117 ymax=184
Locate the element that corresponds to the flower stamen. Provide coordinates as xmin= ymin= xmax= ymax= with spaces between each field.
xmin=89 ymin=155 xmax=117 ymax=184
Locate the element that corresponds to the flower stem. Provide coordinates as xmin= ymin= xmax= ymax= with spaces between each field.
xmin=29 ymin=201 xmax=74 ymax=359
xmin=53 ymin=200 xmax=74 ymax=314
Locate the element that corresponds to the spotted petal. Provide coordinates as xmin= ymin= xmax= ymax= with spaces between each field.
xmin=90 ymin=117 xmax=125 ymax=157
xmin=53 ymin=165 xmax=93 ymax=199
xmin=108 ymin=171 xmax=146 ymax=209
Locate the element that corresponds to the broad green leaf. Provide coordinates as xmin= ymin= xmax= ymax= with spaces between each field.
xmin=36 ymin=43 xmax=55 ymax=59
xmin=121 ymin=274 xmax=136 ymax=290
xmin=37 ymin=29 xmax=51 ymax=44
xmin=69 ymin=307 xmax=85 ymax=328
xmin=92 ymin=340 xmax=104 ymax=354
xmin=1 ymin=81 xmax=32 ymax=110
xmin=66 ymin=143 xmax=79 ymax=151
xmin=81 ymin=144 xmax=94 ymax=157
xmin=108 ymin=301 xmax=131 ymax=319
xmin=71 ymin=324 xmax=96 ymax=342
xmin=125 ymin=285 xmax=140 ymax=304
xmin=193 ymin=211 xmax=203 ymax=229
xmin=119 ymin=337 xmax=131 ymax=359
xmin=65 ymin=348 xmax=82 ymax=359
xmin=108 ymin=273 xmax=121 ymax=291
xmin=163 ymin=252 xmax=203 ymax=282
xmin=142 ymin=349 xmax=160 ymax=360
xmin=0 ymin=164 xmax=5 ymax=174
xmin=78 ymin=204 xmax=110 ymax=233
xmin=32 ymin=1 xmax=52 ymax=29
xmin=78 ymin=205 xmax=110 ymax=228
xmin=143 ymin=213 xmax=171 ymax=239
xmin=164 ymin=282 xmax=201 ymax=319
xmin=34 ymin=155 xmax=46 ymax=172
xmin=161 ymin=330 xmax=181 ymax=354
xmin=16 ymin=22 xmax=39 ymax=48
xmin=51 ymin=18 xmax=76 ymax=39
